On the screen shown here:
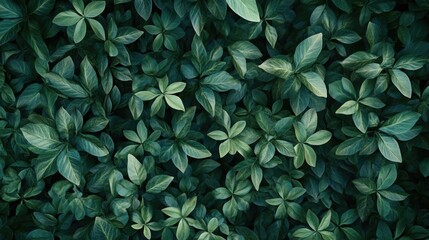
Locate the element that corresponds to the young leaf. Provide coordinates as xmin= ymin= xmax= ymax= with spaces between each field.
xmin=146 ymin=175 xmax=174 ymax=194
xmin=258 ymin=58 xmax=293 ymax=79
xmin=377 ymin=134 xmax=402 ymax=163
xmin=226 ymin=0 xmax=260 ymax=22
xmin=389 ymin=69 xmax=412 ymax=98
xmin=294 ymin=33 xmax=323 ymax=71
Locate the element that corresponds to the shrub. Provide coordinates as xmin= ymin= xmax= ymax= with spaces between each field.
xmin=1 ymin=0 xmax=429 ymax=239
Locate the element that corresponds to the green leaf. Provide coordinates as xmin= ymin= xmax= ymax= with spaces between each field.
xmin=294 ymin=33 xmax=323 ymax=71
xmin=340 ymin=51 xmax=378 ymax=70
xmin=182 ymin=196 xmax=197 ymax=216
xmin=88 ymin=19 xmax=106 ymax=41
xmin=318 ymin=210 xmax=331 ymax=231
xmin=74 ymin=18 xmax=87 ymax=43
xmin=146 ymin=175 xmax=174 ymax=193
xmin=195 ymin=87 xmax=216 ymax=117
xmin=208 ymin=130 xmax=228 ymax=141
xmin=0 ymin=18 xmax=22 ymax=46
xmin=377 ymin=164 xmax=397 ymax=190
xmin=190 ymin=4 xmax=204 ymax=36
xmin=29 ymin=0 xmax=55 ymax=16
xmin=229 ymin=121 xmax=246 ymax=138
xmin=336 ymin=137 xmax=365 ymax=156
xmin=127 ymin=154 xmax=146 ymax=185
xmin=306 ymin=130 xmax=332 ymax=145
xmin=356 ymin=63 xmax=382 ymax=79
xmin=26 ymin=229 xmax=54 ymax=240
xmin=135 ymin=90 xmax=159 ymax=101
xmin=201 ymin=71 xmax=241 ymax=92
xmin=336 ymin=100 xmax=358 ymax=115
xmin=42 ymin=72 xmax=89 ymax=98
xmin=21 ymin=124 xmax=62 ymax=150
xmin=300 ymin=71 xmax=327 ymax=97
xmin=0 ymin=0 xmax=23 ymax=18
xmin=419 ymin=159 xmax=429 ymax=177
xmin=306 ymin=210 xmax=319 ymax=231
xmin=377 ymin=134 xmax=402 ymax=163
xmin=80 ymin=56 xmax=98 ymax=92
xmin=332 ymin=29 xmax=361 ymax=44
xmin=303 ymin=144 xmax=317 ymax=167
xmin=378 ymin=190 xmax=408 ymax=201
xmin=53 ymin=11 xmax=82 ymax=26
xmin=379 ymin=111 xmax=420 ymax=135
xmin=177 ymin=219 xmax=190 ymax=240
xmin=165 ymin=94 xmax=185 ymax=111
xmin=394 ymin=55 xmax=427 ymax=70
xmin=359 ymin=97 xmax=385 ymax=109
xmin=219 ymin=139 xmax=231 ymax=158
xmin=113 ymin=27 xmax=144 ymax=44
xmin=292 ymin=228 xmax=315 ymax=238
xmin=258 ymin=58 xmax=293 ymax=79
xmin=389 ymin=69 xmax=412 ymax=98
xmin=135 ymin=0 xmax=152 ymax=20
xmin=57 ymin=148 xmax=82 ymax=186
xmin=226 ymin=0 xmax=260 ymax=22
xmin=91 ymin=217 xmax=120 ymax=240
xmin=84 ymin=1 xmax=105 ymax=18
xmin=353 ymin=178 xmax=376 ymax=195
xmin=181 ymin=140 xmax=212 ymax=159
xmin=165 ymin=82 xmax=186 ymax=94
xmin=251 ymin=165 xmax=263 ymax=190
xmin=76 ymin=133 xmax=109 ymax=157
xmin=265 ymin=22 xmax=278 ymax=48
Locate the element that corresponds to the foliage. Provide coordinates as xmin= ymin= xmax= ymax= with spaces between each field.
xmin=1 ymin=0 xmax=429 ymax=239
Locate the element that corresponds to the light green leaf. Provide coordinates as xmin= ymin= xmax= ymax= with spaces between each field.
xmin=352 ymin=178 xmax=376 ymax=195
xmin=135 ymin=90 xmax=159 ymax=101
xmin=21 ymin=124 xmax=62 ymax=150
xmin=377 ymin=164 xmax=397 ymax=190
xmin=389 ymin=69 xmax=412 ymax=98
xmin=165 ymin=94 xmax=185 ymax=111
xmin=88 ymin=19 xmax=105 ymax=41
xmin=226 ymin=0 xmax=260 ymax=22
xmin=181 ymin=140 xmax=212 ymax=159
xmin=80 ymin=56 xmax=98 ymax=92
xmin=379 ymin=111 xmax=420 ymax=135
xmin=294 ymin=33 xmax=323 ymax=71
xmin=113 ymin=27 xmax=144 ymax=44
xmin=146 ymin=175 xmax=174 ymax=193
xmin=127 ymin=154 xmax=146 ymax=185
xmin=258 ymin=58 xmax=293 ymax=79
xmin=165 ymin=82 xmax=186 ymax=94
xmin=300 ymin=71 xmax=327 ymax=97
xmin=356 ymin=63 xmax=382 ymax=79
xmin=208 ymin=130 xmax=228 ymax=141
xmin=377 ymin=134 xmax=402 ymax=163
xmin=195 ymin=87 xmax=216 ymax=117
xmin=201 ymin=71 xmax=241 ymax=92
xmin=52 ymin=11 xmax=82 ymax=26
xmin=76 ymin=133 xmax=109 ymax=157
xmin=336 ymin=100 xmax=358 ymax=115
xmin=84 ymin=1 xmax=105 ymax=18
xmin=306 ymin=130 xmax=332 ymax=145
xmin=74 ymin=18 xmax=87 ymax=43
xmin=57 ymin=148 xmax=81 ymax=186
xmin=394 ymin=55 xmax=427 ymax=70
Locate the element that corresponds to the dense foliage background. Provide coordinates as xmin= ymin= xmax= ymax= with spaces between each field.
xmin=1 ymin=0 xmax=429 ymax=239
